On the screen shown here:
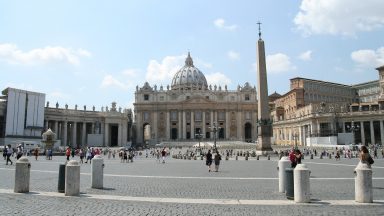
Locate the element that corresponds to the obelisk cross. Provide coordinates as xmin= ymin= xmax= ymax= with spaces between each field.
xmin=257 ymin=21 xmax=262 ymax=39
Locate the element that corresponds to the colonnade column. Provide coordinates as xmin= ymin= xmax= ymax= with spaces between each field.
xmin=92 ymin=123 xmax=95 ymax=134
xmin=72 ymin=122 xmax=77 ymax=147
xmin=82 ymin=122 xmax=86 ymax=147
xmin=342 ymin=121 xmax=346 ymax=133
xmin=360 ymin=121 xmax=365 ymax=145
xmin=380 ymin=120 xmax=384 ymax=146
xmin=63 ymin=121 xmax=68 ymax=147
xmin=370 ymin=120 xmax=375 ymax=145
xmin=191 ymin=112 xmax=194 ymax=139
xmin=210 ymin=111 xmax=214 ymax=138
xmin=153 ymin=112 xmax=158 ymax=141
xmin=237 ymin=112 xmax=242 ymax=140
xmin=54 ymin=121 xmax=58 ymax=135
xmin=118 ymin=123 xmax=122 ymax=146
xmin=104 ymin=123 xmax=109 ymax=147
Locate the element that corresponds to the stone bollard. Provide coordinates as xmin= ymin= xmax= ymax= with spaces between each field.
xmin=65 ymin=160 xmax=80 ymax=196
xmin=355 ymin=162 xmax=373 ymax=203
xmin=294 ymin=164 xmax=311 ymax=203
xmin=256 ymin=155 xmax=259 ymax=160
xmin=91 ymin=155 xmax=104 ymax=189
xmin=14 ymin=157 xmax=31 ymax=193
xmin=58 ymin=164 xmax=66 ymax=193
xmin=278 ymin=156 xmax=291 ymax=193
xmin=225 ymin=156 xmax=229 ymax=160
xmin=310 ymin=154 xmax=313 ymax=159
xmin=235 ymin=155 xmax=238 ymax=160
xmin=329 ymin=154 xmax=332 ymax=159
xmin=285 ymin=168 xmax=294 ymax=200
xmin=320 ymin=154 xmax=323 ymax=159
xmin=267 ymin=155 xmax=270 ymax=160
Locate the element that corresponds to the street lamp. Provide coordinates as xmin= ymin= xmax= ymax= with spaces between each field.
xmin=346 ymin=121 xmax=360 ymax=144
xmin=195 ymin=129 xmax=203 ymax=155
xmin=293 ymin=133 xmax=299 ymax=150
xmin=209 ymin=122 xmax=221 ymax=153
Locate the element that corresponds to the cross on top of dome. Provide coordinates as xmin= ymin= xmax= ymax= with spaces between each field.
xmin=185 ymin=51 xmax=194 ymax=67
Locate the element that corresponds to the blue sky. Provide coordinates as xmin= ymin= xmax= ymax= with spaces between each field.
xmin=1 ymin=0 xmax=384 ymax=111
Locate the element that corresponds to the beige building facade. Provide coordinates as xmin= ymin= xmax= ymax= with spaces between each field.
xmin=134 ymin=53 xmax=258 ymax=145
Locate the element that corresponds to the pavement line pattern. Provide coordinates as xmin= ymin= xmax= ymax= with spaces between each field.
xmin=1 ymin=168 xmax=384 ymax=180
xmin=0 ymin=189 xmax=383 ymax=206
xmin=305 ymin=161 xmax=384 ymax=169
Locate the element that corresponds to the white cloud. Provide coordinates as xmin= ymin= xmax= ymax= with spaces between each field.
xmin=351 ymin=47 xmax=384 ymax=67
xmin=265 ymin=53 xmax=296 ymax=73
xmin=0 ymin=43 xmax=91 ymax=65
xmin=214 ymin=18 xmax=237 ymax=31
xmin=101 ymin=74 xmax=130 ymax=90
xmin=298 ymin=50 xmax=312 ymax=61
xmin=145 ymin=55 xmax=185 ymax=83
xmin=122 ymin=68 xmax=139 ymax=77
xmin=294 ymin=0 xmax=384 ymax=36
xmin=205 ymin=72 xmax=232 ymax=86
xmin=227 ymin=51 xmax=240 ymax=61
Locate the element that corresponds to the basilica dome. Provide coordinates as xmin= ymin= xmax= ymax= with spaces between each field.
xmin=171 ymin=52 xmax=208 ymax=90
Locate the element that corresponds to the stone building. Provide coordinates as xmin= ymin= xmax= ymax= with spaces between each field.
xmin=0 ymin=87 xmax=133 ymax=148
xmin=134 ymin=52 xmax=258 ymax=145
xmin=271 ymin=65 xmax=384 ymax=147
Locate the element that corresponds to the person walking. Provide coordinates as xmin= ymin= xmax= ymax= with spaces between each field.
xmin=289 ymin=148 xmax=297 ymax=168
xmin=34 ymin=148 xmax=39 ymax=161
xmin=206 ymin=150 xmax=213 ymax=172
xmin=65 ymin=147 xmax=71 ymax=161
xmin=79 ymin=149 xmax=84 ymax=164
xmin=214 ymin=152 xmax=222 ymax=172
xmin=5 ymin=145 xmax=13 ymax=165
xmin=161 ymin=148 xmax=167 ymax=163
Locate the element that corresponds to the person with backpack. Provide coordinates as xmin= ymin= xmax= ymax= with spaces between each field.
xmin=161 ymin=148 xmax=167 ymax=163
xmin=5 ymin=145 xmax=13 ymax=165
xmin=214 ymin=152 xmax=222 ymax=172
xmin=359 ymin=146 xmax=374 ymax=168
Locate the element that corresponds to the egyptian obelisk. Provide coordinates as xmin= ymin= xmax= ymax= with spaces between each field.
xmin=256 ymin=22 xmax=273 ymax=155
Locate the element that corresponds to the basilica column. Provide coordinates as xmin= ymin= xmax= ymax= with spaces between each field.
xmin=92 ymin=123 xmax=95 ymax=134
xmin=202 ymin=111 xmax=206 ymax=138
xmin=370 ymin=120 xmax=375 ymax=145
xmin=166 ymin=111 xmax=170 ymax=140
xmin=360 ymin=121 xmax=365 ymax=145
xmin=82 ymin=122 xmax=86 ymax=147
xmin=380 ymin=120 xmax=384 ymax=146
xmin=72 ymin=122 xmax=77 ymax=147
xmin=182 ymin=111 xmax=186 ymax=139
xmin=225 ymin=111 xmax=230 ymax=139
xmin=342 ymin=121 xmax=346 ymax=133
xmin=237 ymin=111 xmax=242 ymax=140
xmin=191 ymin=112 xmax=194 ymax=139
xmin=63 ymin=121 xmax=68 ymax=147
xmin=178 ymin=111 xmax=182 ymax=140
xmin=45 ymin=120 xmax=48 ymax=130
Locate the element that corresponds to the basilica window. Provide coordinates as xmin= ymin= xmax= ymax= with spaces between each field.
xmin=218 ymin=111 xmax=225 ymax=121
xmin=143 ymin=112 xmax=149 ymax=121
xmin=245 ymin=112 xmax=251 ymax=120
xmin=245 ymin=94 xmax=250 ymax=101
xmin=160 ymin=96 xmax=164 ymax=101
xmin=144 ymin=94 xmax=149 ymax=101
xmin=195 ymin=111 xmax=202 ymax=121
xmin=171 ymin=111 xmax=177 ymax=121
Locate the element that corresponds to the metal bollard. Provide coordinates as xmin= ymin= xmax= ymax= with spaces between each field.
xmin=235 ymin=155 xmax=238 ymax=160
xmin=245 ymin=156 xmax=248 ymax=160
xmin=256 ymin=155 xmax=259 ymax=160
xmin=285 ymin=168 xmax=294 ymax=200
xmin=92 ymin=155 xmax=104 ymax=189
xmin=329 ymin=154 xmax=332 ymax=159
xmin=320 ymin=154 xmax=323 ymax=159
xmin=278 ymin=156 xmax=291 ymax=193
xmin=294 ymin=164 xmax=311 ymax=203
xmin=310 ymin=154 xmax=313 ymax=159
xmin=14 ymin=157 xmax=31 ymax=193
xmin=58 ymin=164 xmax=66 ymax=193
xmin=65 ymin=160 xmax=80 ymax=196
xmin=355 ymin=162 xmax=373 ymax=203
xmin=200 ymin=155 xmax=203 ymax=160
xmin=267 ymin=155 xmax=270 ymax=160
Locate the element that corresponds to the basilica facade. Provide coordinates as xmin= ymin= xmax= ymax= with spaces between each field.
xmin=134 ymin=53 xmax=258 ymax=145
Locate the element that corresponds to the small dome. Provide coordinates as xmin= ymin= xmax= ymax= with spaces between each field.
xmin=171 ymin=52 xmax=208 ymax=90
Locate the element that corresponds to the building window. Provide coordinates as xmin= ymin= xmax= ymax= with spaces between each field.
xmin=245 ymin=112 xmax=251 ymax=120
xmin=195 ymin=111 xmax=202 ymax=121
xmin=160 ymin=96 xmax=164 ymax=101
xmin=143 ymin=112 xmax=149 ymax=121
xmin=144 ymin=94 xmax=149 ymax=100
xmin=218 ymin=112 xmax=225 ymax=121
xmin=206 ymin=96 xmax=209 ymax=99
xmin=231 ymin=96 xmax=235 ymax=101
xmin=245 ymin=94 xmax=250 ymax=101
xmin=186 ymin=96 xmax=190 ymax=100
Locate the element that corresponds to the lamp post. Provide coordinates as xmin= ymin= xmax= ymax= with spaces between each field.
xmin=209 ymin=122 xmax=221 ymax=153
xmin=195 ymin=129 xmax=203 ymax=155
xmin=293 ymin=132 xmax=299 ymax=150
xmin=347 ymin=121 xmax=360 ymax=144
